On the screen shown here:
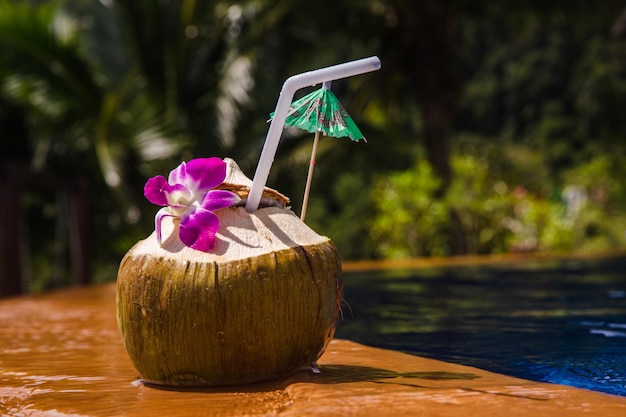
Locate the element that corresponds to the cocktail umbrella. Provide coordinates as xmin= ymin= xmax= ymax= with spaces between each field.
xmin=271 ymin=81 xmax=366 ymax=221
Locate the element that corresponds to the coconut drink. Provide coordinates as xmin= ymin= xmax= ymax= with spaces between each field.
xmin=116 ymin=57 xmax=380 ymax=386
xmin=116 ymin=157 xmax=342 ymax=386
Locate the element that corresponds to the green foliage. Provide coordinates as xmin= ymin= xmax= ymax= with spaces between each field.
xmin=558 ymin=153 xmax=626 ymax=250
xmin=0 ymin=0 xmax=293 ymax=290
xmin=371 ymin=159 xmax=448 ymax=258
xmin=2 ymin=0 xmax=626 ymax=292
xmin=372 ymin=143 xmax=626 ymax=259
xmin=306 ymin=171 xmax=381 ymax=260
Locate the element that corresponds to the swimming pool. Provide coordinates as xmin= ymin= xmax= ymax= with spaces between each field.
xmin=336 ymin=255 xmax=626 ymax=397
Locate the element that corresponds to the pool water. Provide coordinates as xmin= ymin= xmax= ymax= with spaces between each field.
xmin=336 ymin=255 xmax=626 ymax=397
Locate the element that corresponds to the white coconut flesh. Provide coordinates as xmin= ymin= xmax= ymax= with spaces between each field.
xmin=129 ymin=206 xmax=331 ymax=264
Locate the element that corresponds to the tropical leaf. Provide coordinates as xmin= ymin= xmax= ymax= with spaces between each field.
xmin=0 ymin=0 xmax=102 ymax=113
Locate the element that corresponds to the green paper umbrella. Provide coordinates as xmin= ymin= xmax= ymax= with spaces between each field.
xmin=270 ymin=82 xmax=366 ymax=221
xmin=276 ymin=85 xmax=366 ymax=141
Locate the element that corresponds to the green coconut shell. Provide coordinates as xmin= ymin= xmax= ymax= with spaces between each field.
xmin=116 ymin=206 xmax=342 ymax=386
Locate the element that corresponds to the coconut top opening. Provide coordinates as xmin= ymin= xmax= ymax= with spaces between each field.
xmin=130 ymin=158 xmax=330 ymax=263
xmin=129 ymin=207 xmax=330 ymax=263
xmin=217 ymin=158 xmax=290 ymax=209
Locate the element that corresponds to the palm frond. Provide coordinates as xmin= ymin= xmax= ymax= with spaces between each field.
xmin=0 ymin=0 xmax=103 ymax=112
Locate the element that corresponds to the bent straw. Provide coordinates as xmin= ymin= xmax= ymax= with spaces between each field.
xmin=245 ymin=56 xmax=381 ymax=212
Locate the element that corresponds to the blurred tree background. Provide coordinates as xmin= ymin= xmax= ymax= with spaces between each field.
xmin=1 ymin=0 xmax=625 ymax=292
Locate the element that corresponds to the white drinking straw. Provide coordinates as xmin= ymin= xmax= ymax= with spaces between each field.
xmin=245 ymin=56 xmax=382 ymax=212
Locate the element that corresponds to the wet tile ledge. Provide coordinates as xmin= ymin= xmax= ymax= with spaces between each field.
xmin=0 ymin=283 xmax=624 ymax=416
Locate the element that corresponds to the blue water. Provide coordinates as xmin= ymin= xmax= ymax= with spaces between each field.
xmin=336 ymin=256 xmax=626 ymax=396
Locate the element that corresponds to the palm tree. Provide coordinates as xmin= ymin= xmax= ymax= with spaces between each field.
xmin=0 ymin=0 xmax=292 ymax=287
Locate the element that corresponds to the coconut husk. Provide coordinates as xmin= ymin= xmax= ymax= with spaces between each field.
xmin=116 ymin=159 xmax=342 ymax=386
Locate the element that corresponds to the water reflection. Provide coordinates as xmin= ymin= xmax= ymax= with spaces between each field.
xmin=337 ymin=256 xmax=626 ymax=396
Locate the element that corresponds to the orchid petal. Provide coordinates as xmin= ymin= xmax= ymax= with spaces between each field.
xmin=155 ymin=207 xmax=175 ymax=244
xmin=145 ymin=176 xmax=191 ymax=207
xmin=145 ymin=157 xmax=234 ymax=252
xmin=179 ymin=208 xmax=220 ymax=252
xmin=167 ymin=160 xmax=187 ymax=186
xmin=144 ymin=176 xmax=169 ymax=206
xmin=184 ymin=158 xmax=228 ymax=192
xmin=201 ymin=190 xmax=241 ymax=212
xmin=164 ymin=183 xmax=191 ymax=207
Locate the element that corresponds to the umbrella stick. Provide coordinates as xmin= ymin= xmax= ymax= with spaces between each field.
xmin=300 ymin=130 xmax=321 ymax=221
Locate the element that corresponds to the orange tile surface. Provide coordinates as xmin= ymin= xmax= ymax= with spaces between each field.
xmin=1 ymin=283 xmax=625 ymax=416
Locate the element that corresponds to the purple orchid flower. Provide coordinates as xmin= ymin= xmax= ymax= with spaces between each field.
xmin=144 ymin=157 xmax=240 ymax=252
